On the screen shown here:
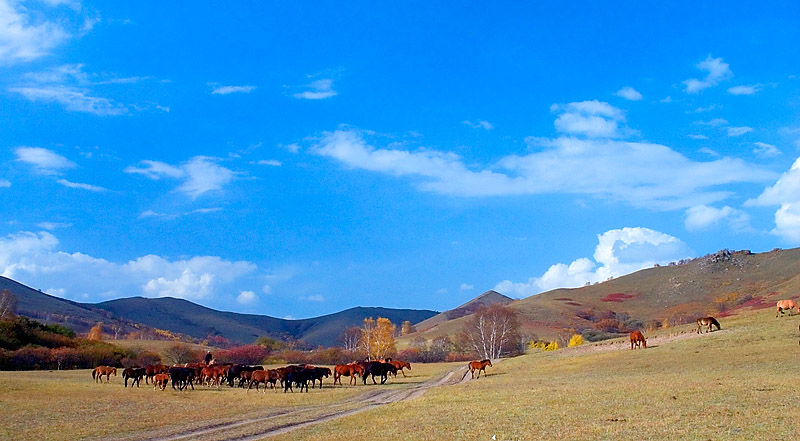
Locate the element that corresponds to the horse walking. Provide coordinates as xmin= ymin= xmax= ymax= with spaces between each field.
xmin=696 ymin=317 xmax=721 ymax=333
xmin=461 ymin=359 xmax=492 ymax=380
xmin=92 ymin=366 xmax=117 ymax=383
xmin=776 ymin=299 xmax=798 ymax=317
xmin=630 ymin=331 xmax=646 ymax=349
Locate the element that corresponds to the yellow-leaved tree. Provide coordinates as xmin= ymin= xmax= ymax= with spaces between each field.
xmin=87 ymin=322 xmax=104 ymax=340
xmin=360 ymin=317 xmax=396 ymax=360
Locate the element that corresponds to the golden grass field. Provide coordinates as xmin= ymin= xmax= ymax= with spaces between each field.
xmin=2 ymin=309 xmax=799 ymax=441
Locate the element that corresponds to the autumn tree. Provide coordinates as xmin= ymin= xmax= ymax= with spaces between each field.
xmin=87 ymin=322 xmax=104 ymax=341
xmin=400 ymin=320 xmax=416 ymax=336
xmin=360 ymin=317 xmax=396 ymax=360
xmin=459 ymin=304 xmax=520 ymax=360
xmin=163 ymin=343 xmax=197 ymax=364
xmin=0 ymin=290 xmax=18 ymax=320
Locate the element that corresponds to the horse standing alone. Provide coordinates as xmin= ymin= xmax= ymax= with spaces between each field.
xmin=630 ymin=331 xmax=646 ymax=349
xmin=92 ymin=366 xmax=117 ymax=384
xmin=696 ymin=317 xmax=721 ymax=333
xmin=461 ymin=359 xmax=492 ymax=380
xmin=776 ymin=299 xmax=798 ymax=317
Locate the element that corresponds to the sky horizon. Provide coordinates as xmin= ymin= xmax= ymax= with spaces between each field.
xmin=2 ymin=1 xmax=800 ymax=319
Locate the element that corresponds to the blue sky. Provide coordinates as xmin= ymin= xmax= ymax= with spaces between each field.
xmin=1 ymin=1 xmax=800 ymax=319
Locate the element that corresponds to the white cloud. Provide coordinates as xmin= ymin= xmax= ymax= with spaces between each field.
xmin=313 ymin=126 xmax=774 ymax=210
xmin=690 ymin=104 xmax=719 ymax=113
xmin=125 ymin=156 xmax=236 ymax=199
xmin=494 ymin=227 xmax=691 ymax=297
xmin=56 ymin=179 xmax=107 ymax=192
xmin=211 ymin=85 xmax=256 ymax=95
xmin=746 ymin=157 xmax=800 ymax=243
xmin=552 ymin=100 xmax=631 ymax=138
xmin=0 ymin=179 xmax=10 ymax=188
xmin=660 ymin=96 xmax=673 ymax=103
xmin=36 ymin=222 xmax=71 ymax=230
xmin=0 ymin=0 xmax=70 ymax=64
xmin=15 ymin=147 xmax=76 ymax=174
xmin=727 ymin=126 xmax=753 ymax=137
xmin=614 ymin=86 xmax=643 ymax=101
xmin=463 ymin=120 xmax=494 ymax=130
xmin=687 ymin=134 xmax=708 ymax=140
xmin=683 ymin=56 xmax=733 ymax=94
xmin=236 ymin=290 xmax=258 ymax=305
xmin=459 ymin=283 xmax=474 ymax=291
xmin=294 ymin=78 xmax=337 ymax=100
xmin=684 ymin=205 xmax=749 ymax=232
xmin=138 ymin=207 xmax=222 ymax=220
xmin=694 ymin=118 xmax=729 ymax=127
xmin=282 ymin=143 xmax=301 ymax=154
xmin=256 ymin=159 xmax=282 ymax=167
xmin=299 ymin=294 xmax=324 ymax=302
xmin=9 ymin=85 xmax=127 ymax=116
xmin=753 ymin=142 xmax=781 ymax=158
xmin=0 ymin=231 xmax=260 ymax=301
xmin=728 ymin=84 xmax=763 ymax=95
xmin=436 ymin=288 xmax=448 ymax=294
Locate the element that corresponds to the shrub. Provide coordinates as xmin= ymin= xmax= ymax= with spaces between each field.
xmin=216 ymin=345 xmax=271 ymax=365
xmin=568 ymin=334 xmax=584 ymax=347
xmin=543 ymin=341 xmax=559 ymax=351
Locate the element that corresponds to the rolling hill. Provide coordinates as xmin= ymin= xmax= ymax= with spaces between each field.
xmin=0 ymin=276 xmax=437 ymax=347
xmin=414 ymin=289 xmax=514 ymax=332
xmin=402 ymin=247 xmax=800 ymax=343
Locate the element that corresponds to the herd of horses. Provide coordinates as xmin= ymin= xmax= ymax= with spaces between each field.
xmin=91 ymin=358 xmax=417 ymax=392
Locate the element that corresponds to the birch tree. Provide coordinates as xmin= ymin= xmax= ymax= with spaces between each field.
xmin=460 ymin=304 xmax=520 ymax=360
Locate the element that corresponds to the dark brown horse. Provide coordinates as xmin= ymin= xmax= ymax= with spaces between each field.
xmin=92 ymin=366 xmax=117 ymax=383
xmin=630 ymin=330 xmax=646 ymax=349
xmin=696 ymin=317 xmax=721 ymax=333
xmin=123 ymin=367 xmax=146 ymax=387
xmin=333 ymin=363 xmax=365 ymax=386
xmin=776 ymin=299 xmax=798 ymax=317
xmin=461 ymin=359 xmax=492 ymax=380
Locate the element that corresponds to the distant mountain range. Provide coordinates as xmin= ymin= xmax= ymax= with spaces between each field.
xmin=0 ymin=276 xmax=437 ymax=347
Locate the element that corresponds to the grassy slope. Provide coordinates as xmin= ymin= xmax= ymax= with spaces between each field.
xmin=275 ymin=309 xmax=800 ymax=441
xmin=402 ymin=247 xmax=800 ymax=344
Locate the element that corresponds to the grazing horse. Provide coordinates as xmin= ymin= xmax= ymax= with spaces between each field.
xmin=776 ymin=299 xmax=798 ymax=317
xmin=123 ymin=367 xmax=146 ymax=388
xmin=333 ymin=363 xmax=364 ymax=386
xmin=696 ymin=317 xmax=721 ymax=333
xmin=630 ymin=330 xmax=646 ymax=349
xmin=387 ymin=360 xmax=411 ymax=377
xmin=92 ymin=366 xmax=117 ymax=384
xmin=461 ymin=359 xmax=492 ymax=380
xmin=153 ymin=373 xmax=170 ymax=391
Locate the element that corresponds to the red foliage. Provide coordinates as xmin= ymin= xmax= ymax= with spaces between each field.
xmin=554 ymin=297 xmax=573 ymax=301
xmin=600 ymin=293 xmax=636 ymax=303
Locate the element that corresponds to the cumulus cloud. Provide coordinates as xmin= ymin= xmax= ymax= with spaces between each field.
xmin=463 ymin=120 xmax=494 ymax=130
xmin=614 ymin=86 xmax=643 ymax=101
xmin=684 ymin=205 xmax=750 ymax=232
xmin=687 ymin=134 xmax=708 ymax=140
xmin=459 ymin=283 xmax=474 ymax=291
xmin=727 ymin=126 xmax=753 ymax=137
xmin=0 ymin=0 xmax=70 ymax=64
xmin=125 ymin=156 xmax=236 ymax=199
xmin=0 ymin=179 xmax=9 ymax=187
xmin=15 ymin=147 xmax=76 ymax=174
xmin=211 ymin=85 xmax=256 ymax=95
xmin=728 ymin=84 xmax=763 ymax=95
xmin=552 ymin=100 xmax=632 ymax=138
xmin=494 ymin=227 xmax=691 ymax=297
xmin=236 ymin=290 xmax=258 ymax=304
xmin=746 ymin=157 xmax=800 ymax=243
xmin=294 ymin=79 xmax=337 ymax=100
xmin=0 ymin=230 xmax=257 ymax=302
xmin=683 ymin=56 xmax=733 ymax=93
xmin=753 ymin=142 xmax=781 ymax=158
xmin=313 ymin=125 xmax=774 ymax=210
xmin=694 ymin=118 xmax=729 ymax=127
xmin=256 ymin=159 xmax=282 ymax=167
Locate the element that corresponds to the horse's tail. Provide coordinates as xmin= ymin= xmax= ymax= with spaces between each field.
xmin=92 ymin=368 xmax=97 ymax=380
xmin=460 ymin=367 xmax=469 ymax=381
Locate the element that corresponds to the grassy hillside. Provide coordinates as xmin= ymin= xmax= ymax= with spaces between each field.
xmin=403 ymin=247 xmax=800 ymax=344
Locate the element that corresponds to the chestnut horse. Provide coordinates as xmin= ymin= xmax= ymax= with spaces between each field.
xmin=630 ymin=331 xmax=646 ymax=349
xmin=696 ymin=317 xmax=721 ymax=333
xmin=776 ymin=299 xmax=798 ymax=317
xmin=388 ymin=360 xmax=412 ymax=377
xmin=333 ymin=363 xmax=365 ymax=386
xmin=92 ymin=366 xmax=117 ymax=384
xmin=461 ymin=359 xmax=492 ymax=380
xmin=153 ymin=373 xmax=170 ymax=391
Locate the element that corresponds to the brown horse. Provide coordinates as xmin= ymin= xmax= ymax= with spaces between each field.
xmin=696 ymin=317 xmax=721 ymax=333
xmin=387 ymin=360 xmax=412 ymax=377
xmin=630 ymin=330 xmax=646 ymax=349
xmin=92 ymin=366 xmax=117 ymax=383
xmin=776 ymin=299 xmax=798 ymax=317
xmin=153 ymin=373 xmax=170 ymax=391
xmin=333 ymin=363 xmax=365 ymax=386
xmin=461 ymin=359 xmax=492 ymax=380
